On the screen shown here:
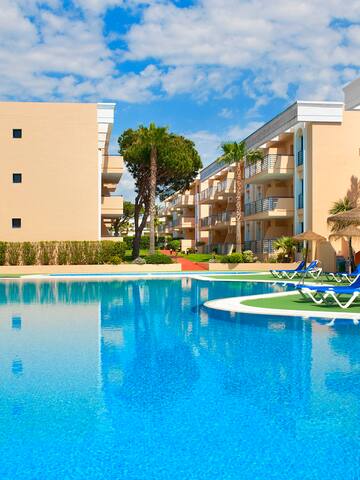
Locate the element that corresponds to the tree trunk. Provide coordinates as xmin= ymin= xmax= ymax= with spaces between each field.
xmin=132 ymin=195 xmax=149 ymax=259
xmin=235 ymin=161 xmax=243 ymax=253
xmin=349 ymin=237 xmax=355 ymax=273
xmin=149 ymin=145 xmax=157 ymax=255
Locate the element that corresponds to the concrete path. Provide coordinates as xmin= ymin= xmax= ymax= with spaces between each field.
xmin=161 ymin=250 xmax=208 ymax=271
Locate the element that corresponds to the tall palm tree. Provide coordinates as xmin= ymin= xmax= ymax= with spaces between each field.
xmin=219 ymin=141 xmax=263 ymax=253
xmin=138 ymin=124 xmax=168 ymax=254
xmin=329 ymin=195 xmax=355 ymax=269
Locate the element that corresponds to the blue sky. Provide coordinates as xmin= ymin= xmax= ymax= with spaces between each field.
xmin=1 ymin=0 xmax=360 ymax=199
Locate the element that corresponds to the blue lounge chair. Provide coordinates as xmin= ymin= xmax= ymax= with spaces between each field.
xmin=272 ymin=260 xmax=321 ymax=280
xmin=297 ymin=275 xmax=360 ymax=309
xmin=324 ymin=264 xmax=360 ymax=284
xmin=270 ymin=261 xmax=305 ymax=279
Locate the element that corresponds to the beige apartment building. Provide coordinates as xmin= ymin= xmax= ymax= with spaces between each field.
xmin=0 ymin=102 xmax=123 ymax=241
xmin=161 ymin=78 xmax=360 ymax=267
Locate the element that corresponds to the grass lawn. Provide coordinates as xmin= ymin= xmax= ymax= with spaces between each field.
xmin=0 ymin=274 xmax=22 ymax=278
xmin=124 ymin=249 xmax=151 ymax=262
xmin=178 ymin=253 xmax=221 ymax=262
xmin=243 ymin=293 xmax=360 ymax=313
xmin=208 ymin=273 xmax=339 ymax=284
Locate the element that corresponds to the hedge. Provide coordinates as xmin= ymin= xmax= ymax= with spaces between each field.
xmin=220 ymin=251 xmax=257 ymax=264
xmin=0 ymin=240 xmax=127 ymax=266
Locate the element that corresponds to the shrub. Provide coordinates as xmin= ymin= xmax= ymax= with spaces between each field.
xmin=68 ymin=241 xmax=86 ymax=265
xmin=167 ymin=239 xmax=181 ymax=251
xmin=0 ymin=242 xmax=6 ymax=266
xmin=221 ymin=253 xmax=244 ymax=264
xmin=57 ymin=242 xmax=69 ymax=265
xmin=112 ymin=241 xmax=127 ymax=260
xmin=140 ymin=236 xmax=150 ymax=249
xmin=39 ymin=241 xmax=56 ymax=265
xmin=241 ymin=250 xmax=257 ymax=263
xmin=123 ymin=236 xmax=133 ymax=249
xmin=145 ymin=253 xmax=173 ymax=264
xmin=82 ymin=241 xmax=99 ymax=265
xmin=109 ymin=255 xmax=122 ymax=265
xmin=132 ymin=256 xmax=146 ymax=265
xmin=22 ymin=242 xmax=37 ymax=265
xmin=268 ymin=254 xmax=278 ymax=263
xmin=7 ymin=243 xmax=22 ymax=266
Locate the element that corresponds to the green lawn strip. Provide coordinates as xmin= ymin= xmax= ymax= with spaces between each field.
xmin=0 ymin=274 xmax=22 ymax=278
xmin=242 ymin=293 xmax=360 ymax=314
xmin=208 ymin=273 xmax=339 ymax=284
xmin=178 ymin=253 xmax=221 ymax=262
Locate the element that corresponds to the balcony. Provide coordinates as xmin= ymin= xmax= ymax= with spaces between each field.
xmin=243 ymin=239 xmax=277 ymax=254
xmin=244 ymin=154 xmax=294 ymax=183
xmin=173 ymin=217 xmax=195 ymax=229
xmin=173 ymin=194 xmax=195 ymax=208
xmin=244 ymin=197 xmax=294 ymax=220
xmin=200 ymin=212 xmax=237 ymax=229
xmin=101 ymin=195 xmax=123 ymax=218
xmin=199 ymin=181 xmax=235 ymax=204
xmin=102 ymin=155 xmax=124 ymax=185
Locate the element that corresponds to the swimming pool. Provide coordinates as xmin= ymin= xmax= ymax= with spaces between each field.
xmin=0 ymin=278 xmax=360 ymax=479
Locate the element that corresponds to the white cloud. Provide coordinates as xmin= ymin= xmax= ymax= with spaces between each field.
xmin=187 ymin=121 xmax=264 ymax=167
xmin=124 ymin=0 xmax=360 ymax=102
xmin=218 ymin=108 xmax=233 ymax=119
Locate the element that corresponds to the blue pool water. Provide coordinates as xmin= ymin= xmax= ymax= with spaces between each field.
xmin=1 ymin=278 xmax=360 ymax=479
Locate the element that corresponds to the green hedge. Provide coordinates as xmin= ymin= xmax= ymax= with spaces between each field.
xmin=221 ymin=251 xmax=257 ymax=264
xmin=145 ymin=253 xmax=173 ymax=264
xmin=0 ymin=240 xmax=127 ymax=266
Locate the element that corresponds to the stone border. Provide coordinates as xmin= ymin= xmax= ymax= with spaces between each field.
xmin=204 ymin=290 xmax=360 ymax=322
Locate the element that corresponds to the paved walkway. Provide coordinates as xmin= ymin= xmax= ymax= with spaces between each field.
xmin=161 ymin=250 xmax=208 ymax=271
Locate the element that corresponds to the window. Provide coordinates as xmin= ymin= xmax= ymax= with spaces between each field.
xmin=13 ymin=173 xmax=22 ymax=183
xmin=12 ymin=129 xmax=22 ymax=139
xmin=12 ymin=218 xmax=21 ymax=229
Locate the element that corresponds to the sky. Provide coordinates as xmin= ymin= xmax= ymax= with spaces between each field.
xmin=1 ymin=0 xmax=360 ymax=200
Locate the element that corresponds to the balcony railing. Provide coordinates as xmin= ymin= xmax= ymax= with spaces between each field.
xmin=200 ymin=212 xmax=236 ymax=228
xmin=298 ymin=193 xmax=304 ymax=209
xmin=243 ymin=239 xmax=277 ymax=254
xmin=245 ymin=197 xmax=293 ymax=216
xmin=297 ymin=150 xmax=304 ymax=166
xmin=244 ymin=154 xmax=294 ymax=179
xmin=172 ymin=217 xmax=195 ymax=228
xmin=200 ymin=186 xmax=217 ymax=201
xmin=216 ymin=179 xmax=235 ymax=193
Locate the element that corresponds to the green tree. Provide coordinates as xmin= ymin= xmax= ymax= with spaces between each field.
xmin=273 ymin=236 xmax=296 ymax=262
xmin=329 ymin=196 xmax=355 ymax=270
xmin=111 ymin=201 xmax=135 ymax=237
xmin=329 ymin=196 xmax=354 ymax=226
xmin=119 ymin=126 xmax=202 ymax=258
xmin=219 ymin=141 xmax=263 ymax=253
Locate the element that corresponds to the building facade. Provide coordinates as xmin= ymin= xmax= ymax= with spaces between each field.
xmin=0 ymin=102 xmax=123 ymax=241
xmin=160 ymin=81 xmax=360 ymax=268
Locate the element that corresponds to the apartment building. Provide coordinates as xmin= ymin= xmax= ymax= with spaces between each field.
xmin=159 ymin=181 xmax=198 ymax=251
xmin=161 ymin=78 xmax=360 ymax=266
xmin=0 ymin=102 xmax=123 ymax=241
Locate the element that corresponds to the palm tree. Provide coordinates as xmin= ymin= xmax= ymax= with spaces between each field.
xmin=329 ymin=196 xmax=355 ymax=269
xmin=137 ymin=124 xmax=168 ymax=254
xmin=273 ymin=236 xmax=296 ymax=262
xmin=219 ymin=141 xmax=263 ymax=253
xmin=329 ymin=196 xmax=353 ymax=218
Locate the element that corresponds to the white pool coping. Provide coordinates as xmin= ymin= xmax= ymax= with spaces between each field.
xmin=204 ymin=290 xmax=360 ymax=322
